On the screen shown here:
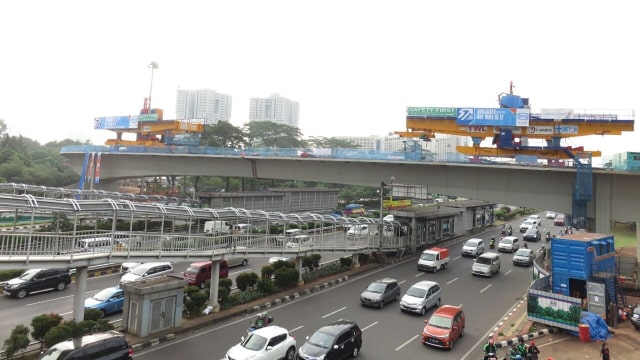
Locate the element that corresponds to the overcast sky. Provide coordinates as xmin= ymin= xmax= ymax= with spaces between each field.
xmin=1 ymin=0 xmax=638 ymax=158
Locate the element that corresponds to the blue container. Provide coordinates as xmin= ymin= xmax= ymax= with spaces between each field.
xmin=551 ymin=233 xmax=615 ymax=296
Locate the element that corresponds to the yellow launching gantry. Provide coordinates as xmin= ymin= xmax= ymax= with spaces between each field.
xmin=105 ymin=120 xmax=205 ymax=146
xmin=395 ymin=85 xmax=635 ymax=160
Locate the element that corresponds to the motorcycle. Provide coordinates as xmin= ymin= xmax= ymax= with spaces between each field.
xmin=247 ymin=314 xmax=274 ymax=333
xmin=489 ymin=237 xmax=496 ymax=249
xmin=507 ymin=227 xmax=513 ymax=236
xmin=483 ymin=353 xmax=499 ymax=360
xmin=544 ymin=232 xmax=551 ymax=242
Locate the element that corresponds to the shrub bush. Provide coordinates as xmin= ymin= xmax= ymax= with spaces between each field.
xmin=0 ymin=269 xmax=25 ymax=282
xmin=257 ymin=278 xmax=277 ymax=294
xmin=236 ymin=272 xmax=259 ymax=291
xmin=339 ymin=257 xmax=353 ymax=268
xmin=310 ymin=254 xmax=322 ymax=269
xmin=358 ymin=253 xmax=370 ymax=264
xmin=185 ymin=286 xmax=201 ymax=297
xmin=261 ymin=265 xmax=275 ymax=280
xmin=273 ymin=267 xmax=299 ymax=289
xmin=219 ymin=278 xmax=232 ymax=290
xmin=3 ymin=325 xmax=30 ymax=359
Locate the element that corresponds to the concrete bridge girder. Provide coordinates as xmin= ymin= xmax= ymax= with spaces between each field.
xmin=61 ymin=152 xmax=640 ymax=229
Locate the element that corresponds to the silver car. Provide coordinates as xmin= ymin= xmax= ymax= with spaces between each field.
xmin=360 ymin=278 xmax=400 ymax=309
xmin=513 ymin=248 xmax=535 ymax=266
xmin=498 ymin=236 xmax=519 ymax=253
xmin=400 ymin=280 xmax=441 ymax=315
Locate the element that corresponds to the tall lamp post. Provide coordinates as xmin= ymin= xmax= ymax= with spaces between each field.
xmin=147 ymin=61 xmax=159 ymax=109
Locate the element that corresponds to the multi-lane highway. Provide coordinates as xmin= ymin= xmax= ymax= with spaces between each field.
xmin=128 ymin=216 xmax=558 ymax=360
xmin=0 ymin=214 xmax=561 ymax=359
xmin=0 ymin=253 xmax=349 ymax=343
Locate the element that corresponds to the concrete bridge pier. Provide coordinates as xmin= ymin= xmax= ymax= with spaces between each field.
xmin=352 ymin=253 xmax=360 ymax=268
xmin=73 ymin=266 xmax=88 ymax=322
xmin=209 ymin=261 xmax=220 ymax=312
xmin=296 ymin=257 xmax=304 ymax=286
xmin=594 ymin=175 xmax=612 ymax=234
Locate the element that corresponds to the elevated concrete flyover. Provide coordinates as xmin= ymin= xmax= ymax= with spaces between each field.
xmin=61 ymin=148 xmax=640 ymax=232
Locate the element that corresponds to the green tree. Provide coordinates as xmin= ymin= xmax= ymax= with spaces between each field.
xmin=201 ymin=121 xmax=249 ymax=148
xmin=244 ymin=121 xmax=304 ymax=148
xmin=305 ymin=136 xmax=359 ymax=149
xmin=0 ymin=118 xmax=7 ymax=136
xmin=43 ymin=325 xmax=73 ymax=348
xmin=3 ymin=325 xmax=30 ymax=359
xmin=31 ymin=313 xmax=63 ymax=350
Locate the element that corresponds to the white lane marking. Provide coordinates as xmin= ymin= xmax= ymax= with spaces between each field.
xmin=361 ymin=321 xmax=378 ymax=331
xmin=289 ymin=325 xmax=303 ymax=333
xmin=504 ymin=270 xmax=512 ymax=276
xmin=415 ymin=272 xmax=424 ymax=277
xmin=322 ymin=306 xmax=346 ymax=319
xmin=395 ymin=334 xmax=419 ymax=351
xmin=480 ymin=284 xmax=492 ymax=293
xmin=452 ymin=256 xmax=462 ymax=261
xmin=230 ymin=268 xmax=251 ymax=275
xmin=398 ymin=280 xmax=406 ymax=285
xmin=447 ymin=277 xmax=458 ymax=285
xmin=59 ymin=311 xmax=72 ymax=316
xmin=26 ymin=295 xmax=75 ymax=306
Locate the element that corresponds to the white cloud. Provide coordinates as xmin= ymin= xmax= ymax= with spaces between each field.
xmin=1 ymin=0 xmax=637 ymax=157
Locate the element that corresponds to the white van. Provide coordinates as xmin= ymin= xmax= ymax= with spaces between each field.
xmin=347 ymin=224 xmax=373 ymax=236
xmin=204 ymin=220 xmax=231 ymax=235
xmin=76 ymin=237 xmax=113 ymax=253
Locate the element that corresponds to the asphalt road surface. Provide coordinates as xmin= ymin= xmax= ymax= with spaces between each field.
xmin=130 ymin=216 xmax=559 ymax=360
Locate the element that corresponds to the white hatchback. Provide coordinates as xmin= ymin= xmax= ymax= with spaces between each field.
xmin=225 ymin=325 xmax=297 ymax=360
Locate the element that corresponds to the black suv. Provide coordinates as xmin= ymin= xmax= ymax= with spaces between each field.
xmin=360 ymin=278 xmax=400 ymax=308
xmin=3 ymin=268 xmax=71 ymax=299
xmin=37 ymin=330 xmax=133 ymax=360
xmin=298 ymin=319 xmax=362 ymax=360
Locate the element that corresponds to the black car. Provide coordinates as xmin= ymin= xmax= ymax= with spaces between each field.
xmin=298 ymin=319 xmax=362 ymax=360
xmin=523 ymin=228 xmax=541 ymax=242
xmin=37 ymin=330 xmax=133 ymax=360
xmin=631 ymin=305 xmax=640 ymax=331
xmin=360 ymin=278 xmax=400 ymax=308
xmin=3 ymin=268 xmax=71 ymax=299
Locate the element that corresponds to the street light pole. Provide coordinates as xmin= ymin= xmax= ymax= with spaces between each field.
xmin=147 ymin=61 xmax=159 ymax=109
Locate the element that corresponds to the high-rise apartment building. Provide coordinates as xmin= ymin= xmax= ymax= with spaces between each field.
xmin=176 ymin=89 xmax=232 ymax=124
xmin=249 ymin=93 xmax=300 ymax=128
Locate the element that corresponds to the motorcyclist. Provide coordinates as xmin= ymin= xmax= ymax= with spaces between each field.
xmin=253 ymin=312 xmax=269 ymax=329
xmin=483 ymin=338 xmax=497 ymax=356
xmin=523 ymin=242 xmax=529 ymax=249
xmin=500 ymin=224 xmax=506 ymax=237
xmin=516 ymin=339 xmax=528 ymax=357
xmin=490 ymin=236 xmax=496 ymax=248
xmin=527 ymin=340 xmax=540 ymax=359
xmin=508 ymin=343 xmax=519 ymax=360
xmin=507 ymin=225 xmax=513 ymax=236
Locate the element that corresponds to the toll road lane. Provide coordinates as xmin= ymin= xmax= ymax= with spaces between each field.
xmin=133 ymin=247 xmax=537 ymax=360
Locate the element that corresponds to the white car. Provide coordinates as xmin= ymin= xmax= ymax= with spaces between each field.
xmin=527 ymin=215 xmax=541 ymax=225
xmin=498 ymin=236 xmax=520 ymax=253
xmin=286 ymin=235 xmax=313 ymax=248
xmin=545 ymin=211 xmax=556 ymax=219
xmin=519 ymin=220 xmax=537 ymax=233
xmin=225 ymin=325 xmax=297 ymax=360
xmin=119 ymin=262 xmax=173 ymax=284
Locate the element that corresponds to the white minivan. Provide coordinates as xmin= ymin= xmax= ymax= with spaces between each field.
xmin=204 ymin=220 xmax=231 ymax=235
xmin=462 ymin=238 xmax=485 ymax=258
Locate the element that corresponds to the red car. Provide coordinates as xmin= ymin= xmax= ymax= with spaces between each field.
xmin=421 ymin=305 xmax=465 ymax=349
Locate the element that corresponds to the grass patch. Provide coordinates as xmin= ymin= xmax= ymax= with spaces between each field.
xmin=613 ymin=223 xmax=637 ymax=248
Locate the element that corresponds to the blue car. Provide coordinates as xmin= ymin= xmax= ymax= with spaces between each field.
xmin=84 ymin=286 xmax=124 ymax=317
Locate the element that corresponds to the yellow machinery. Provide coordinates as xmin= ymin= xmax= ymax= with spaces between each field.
xmin=105 ymin=120 xmax=205 ymax=147
xmin=395 ymin=85 xmax=635 ymax=160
